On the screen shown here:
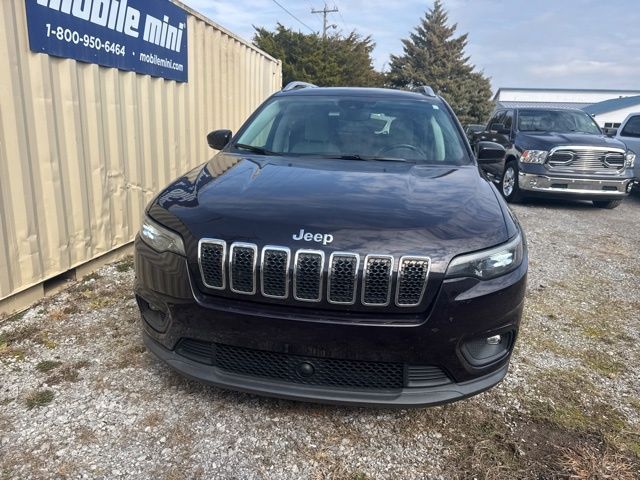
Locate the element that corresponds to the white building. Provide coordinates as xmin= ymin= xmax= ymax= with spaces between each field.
xmin=582 ymin=95 xmax=640 ymax=131
xmin=494 ymin=87 xmax=640 ymax=111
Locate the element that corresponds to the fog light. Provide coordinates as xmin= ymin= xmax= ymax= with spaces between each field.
xmin=460 ymin=331 xmax=513 ymax=367
xmin=136 ymin=295 xmax=169 ymax=333
xmin=626 ymin=182 xmax=633 ymax=193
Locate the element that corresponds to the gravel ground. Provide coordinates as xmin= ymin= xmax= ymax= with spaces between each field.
xmin=1 ymin=194 xmax=639 ymax=479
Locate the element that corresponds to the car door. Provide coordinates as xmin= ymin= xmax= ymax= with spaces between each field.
xmin=617 ymin=114 xmax=640 ymax=179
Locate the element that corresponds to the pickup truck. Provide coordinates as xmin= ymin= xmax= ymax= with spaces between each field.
xmin=472 ymin=107 xmax=636 ymax=208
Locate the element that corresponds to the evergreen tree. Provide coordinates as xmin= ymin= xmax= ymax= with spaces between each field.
xmin=254 ymin=24 xmax=384 ymax=87
xmin=387 ymin=1 xmax=493 ymax=124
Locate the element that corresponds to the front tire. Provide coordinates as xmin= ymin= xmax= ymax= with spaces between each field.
xmin=500 ymin=161 xmax=524 ymax=203
xmin=593 ymin=200 xmax=622 ymax=209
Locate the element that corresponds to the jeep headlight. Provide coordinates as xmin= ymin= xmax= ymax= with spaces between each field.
xmin=446 ymin=233 xmax=524 ymax=280
xmin=520 ymin=150 xmax=548 ymax=164
xmin=140 ymin=216 xmax=185 ymax=256
xmin=625 ymin=151 xmax=636 ymax=168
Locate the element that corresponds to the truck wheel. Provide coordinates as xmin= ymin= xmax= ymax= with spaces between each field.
xmin=500 ymin=161 xmax=523 ymax=203
xmin=593 ymin=200 xmax=622 ymax=209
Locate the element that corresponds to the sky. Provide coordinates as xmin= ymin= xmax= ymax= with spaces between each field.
xmin=180 ymin=0 xmax=640 ymax=92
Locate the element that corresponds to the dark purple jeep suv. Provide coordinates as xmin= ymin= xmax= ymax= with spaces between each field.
xmin=134 ymin=83 xmax=527 ymax=407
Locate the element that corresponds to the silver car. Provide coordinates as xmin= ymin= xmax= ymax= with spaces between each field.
xmin=614 ymin=113 xmax=640 ymax=183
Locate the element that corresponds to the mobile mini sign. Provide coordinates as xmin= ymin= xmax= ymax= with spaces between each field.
xmin=25 ymin=0 xmax=189 ymax=82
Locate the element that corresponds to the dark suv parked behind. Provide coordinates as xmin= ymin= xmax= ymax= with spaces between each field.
xmin=135 ymin=83 xmax=527 ymax=407
xmin=472 ymin=108 xmax=636 ymax=208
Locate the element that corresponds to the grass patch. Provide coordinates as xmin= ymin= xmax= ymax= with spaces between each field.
xmin=116 ymin=344 xmax=147 ymax=369
xmin=116 ymin=256 xmax=134 ymax=272
xmin=559 ymin=445 xmax=637 ymax=480
xmin=35 ymin=360 xmax=62 ymax=373
xmin=45 ymin=360 xmax=89 ymax=385
xmin=0 ymin=343 xmax=27 ymax=361
xmin=25 ymin=389 xmax=54 ymax=409
xmin=584 ymin=352 xmax=625 ymax=377
xmin=0 ymin=323 xmax=56 ymax=352
xmin=82 ymin=272 xmax=101 ymax=282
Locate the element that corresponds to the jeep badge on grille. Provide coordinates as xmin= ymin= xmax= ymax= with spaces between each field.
xmin=292 ymin=229 xmax=333 ymax=245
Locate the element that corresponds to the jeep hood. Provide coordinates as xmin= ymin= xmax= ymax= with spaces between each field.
xmin=151 ymin=154 xmax=511 ymax=266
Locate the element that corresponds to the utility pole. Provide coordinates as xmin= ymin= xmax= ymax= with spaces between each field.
xmin=311 ymin=3 xmax=339 ymax=40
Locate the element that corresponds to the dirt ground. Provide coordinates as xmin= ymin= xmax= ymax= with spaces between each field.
xmin=1 ymin=194 xmax=639 ymax=479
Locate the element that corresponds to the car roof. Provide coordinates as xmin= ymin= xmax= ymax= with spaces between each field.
xmin=274 ymin=86 xmax=440 ymax=101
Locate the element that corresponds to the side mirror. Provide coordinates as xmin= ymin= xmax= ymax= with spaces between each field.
xmin=476 ymin=141 xmax=506 ymax=163
xmin=490 ymin=123 xmax=511 ymax=135
xmin=207 ymin=129 xmax=232 ymax=150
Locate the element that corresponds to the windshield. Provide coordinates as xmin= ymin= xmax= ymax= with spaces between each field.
xmin=517 ymin=109 xmax=601 ymax=134
xmin=233 ymin=95 xmax=470 ymax=165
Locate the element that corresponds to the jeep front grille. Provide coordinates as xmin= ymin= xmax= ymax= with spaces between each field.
xmin=197 ymin=240 xmax=431 ymax=308
xmin=293 ymin=250 xmax=324 ymax=302
xmin=362 ymin=255 xmax=394 ymax=306
xmin=328 ymin=253 xmax=359 ymax=304
xmin=261 ymin=247 xmax=290 ymax=299
xmin=229 ymin=243 xmax=257 ymax=294
xmin=396 ymin=257 xmax=431 ymax=306
xmin=547 ymin=147 xmax=626 ymax=173
xmin=199 ymin=239 xmax=226 ymax=289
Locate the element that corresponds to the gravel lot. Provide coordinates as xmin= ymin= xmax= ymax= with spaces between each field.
xmin=1 ymin=194 xmax=639 ymax=479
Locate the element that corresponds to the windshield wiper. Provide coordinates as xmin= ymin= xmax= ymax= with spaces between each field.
xmin=234 ymin=143 xmax=279 ymax=156
xmin=331 ymin=154 xmax=415 ymax=163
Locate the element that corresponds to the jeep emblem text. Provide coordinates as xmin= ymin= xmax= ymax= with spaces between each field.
xmin=292 ymin=228 xmax=333 ymax=245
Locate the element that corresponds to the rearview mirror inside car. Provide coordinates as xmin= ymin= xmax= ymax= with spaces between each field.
xmin=207 ymin=129 xmax=233 ymax=150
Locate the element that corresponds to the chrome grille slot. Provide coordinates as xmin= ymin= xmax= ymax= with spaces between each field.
xmin=293 ymin=250 xmax=324 ymax=302
xmin=229 ymin=243 xmax=257 ymax=294
xmin=362 ymin=255 xmax=393 ymax=306
xmin=328 ymin=253 xmax=359 ymax=304
xmin=603 ymin=152 xmax=625 ymax=168
xmin=198 ymin=239 xmax=226 ymax=289
xmin=547 ymin=147 xmax=626 ymax=173
xmin=261 ymin=247 xmax=290 ymax=299
xmin=396 ymin=256 xmax=431 ymax=307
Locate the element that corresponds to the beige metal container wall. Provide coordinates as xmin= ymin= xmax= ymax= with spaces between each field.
xmin=0 ymin=0 xmax=282 ymax=313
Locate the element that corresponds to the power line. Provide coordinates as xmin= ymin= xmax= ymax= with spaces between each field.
xmin=271 ymin=0 xmax=316 ymax=34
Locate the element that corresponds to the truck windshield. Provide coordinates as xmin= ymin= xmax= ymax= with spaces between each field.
xmin=517 ymin=109 xmax=601 ymax=134
xmin=233 ymin=95 xmax=470 ymax=165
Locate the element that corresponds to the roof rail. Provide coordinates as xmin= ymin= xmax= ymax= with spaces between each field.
xmin=414 ymin=86 xmax=436 ymax=97
xmin=282 ymin=81 xmax=318 ymax=92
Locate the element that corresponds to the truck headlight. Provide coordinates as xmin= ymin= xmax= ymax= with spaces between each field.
xmin=140 ymin=216 xmax=186 ymax=256
xmin=625 ymin=151 xmax=636 ymax=168
xmin=446 ymin=233 xmax=524 ymax=280
xmin=520 ymin=150 xmax=548 ymax=164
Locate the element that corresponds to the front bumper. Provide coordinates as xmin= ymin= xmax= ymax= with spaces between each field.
xmin=518 ymin=172 xmax=633 ymax=197
xmin=134 ymin=236 xmax=527 ymax=407
xmin=143 ymin=331 xmax=510 ymax=407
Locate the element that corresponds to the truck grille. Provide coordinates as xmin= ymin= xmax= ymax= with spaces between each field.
xmin=176 ymin=339 xmax=451 ymax=390
xmin=547 ymin=147 xmax=625 ymax=173
xmin=198 ymin=240 xmax=432 ymax=308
